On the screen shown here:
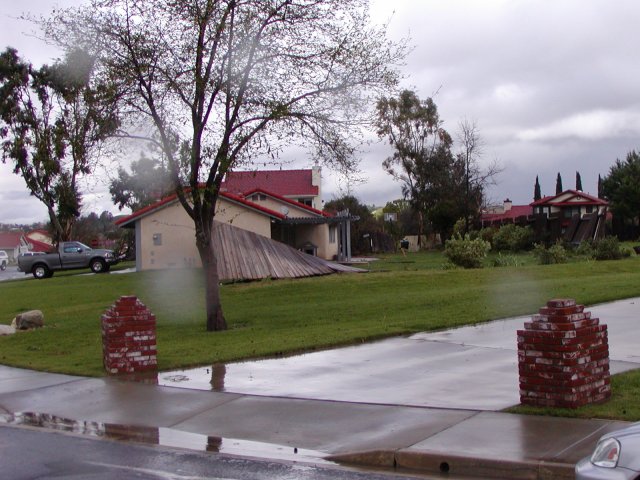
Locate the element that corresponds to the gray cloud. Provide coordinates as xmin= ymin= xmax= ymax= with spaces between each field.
xmin=360 ymin=0 xmax=640 ymax=207
xmin=2 ymin=0 xmax=640 ymax=222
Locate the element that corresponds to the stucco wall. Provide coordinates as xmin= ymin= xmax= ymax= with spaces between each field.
xmin=294 ymin=223 xmax=338 ymax=260
xmin=137 ymin=198 xmax=271 ymax=270
xmin=248 ymin=196 xmax=316 ymax=219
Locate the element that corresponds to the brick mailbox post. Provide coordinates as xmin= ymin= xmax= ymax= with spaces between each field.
xmin=101 ymin=296 xmax=158 ymax=375
xmin=517 ymin=299 xmax=611 ymax=408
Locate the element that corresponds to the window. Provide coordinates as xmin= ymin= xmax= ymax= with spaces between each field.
xmin=563 ymin=206 xmax=582 ymax=219
xmin=63 ymin=243 xmax=81 ymax=253
xmin=298 ymin=198 xmax=313 ymax=207
xmin=329 ymin=226 xmax=336 ymax=244
xmin=153 ymin=233 xmax=162 ymax=246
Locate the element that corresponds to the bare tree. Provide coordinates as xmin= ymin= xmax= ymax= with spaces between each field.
xmin=43 ymin=0 xmax=405 ymax=331
xmin=457 ymin=119 xmax=501 ymax=234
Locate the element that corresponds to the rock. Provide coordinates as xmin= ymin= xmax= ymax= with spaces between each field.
xmin=14 ymin=310 xmax=44 ymax=330
xmin=0 ymin=324 xmax=16 ymax=336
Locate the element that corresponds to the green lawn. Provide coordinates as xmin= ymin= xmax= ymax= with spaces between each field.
xmin=507 ymin=369 xmax=640 ymax=422
xmin=1 ymin=252 xmax=640 ymax=420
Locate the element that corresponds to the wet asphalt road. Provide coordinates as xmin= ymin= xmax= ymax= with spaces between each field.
xmin=0 ymin=424 xmax=442 ymax=480
xmin=0 ymin=265 xmax=28 ymax=282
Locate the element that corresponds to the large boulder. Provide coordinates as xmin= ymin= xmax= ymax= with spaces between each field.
xmin=13 ymin=310 xmax=45 ymax=330
xmin=0 ymin=324 xmax=15 ymax=336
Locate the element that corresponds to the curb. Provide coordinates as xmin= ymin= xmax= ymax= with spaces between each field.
xmin=328 ymin=449 xmax=575 ymax=480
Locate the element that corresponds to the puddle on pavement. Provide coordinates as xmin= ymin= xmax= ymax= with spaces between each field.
xmin=159 ymin=363 xmax=229 ymax=392
xmin=0 ymin=411 xmax=332 ymax=465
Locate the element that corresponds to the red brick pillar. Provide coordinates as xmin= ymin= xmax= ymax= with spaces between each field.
xmin=517 ymin=299 xmax=611 ymax=408
xmin=101 ymin=296 xmax=158 ymax=375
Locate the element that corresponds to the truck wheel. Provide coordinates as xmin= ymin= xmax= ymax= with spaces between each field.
xmin=33 ymin=265 xmax=50 ymax=279
xmin=90 ymin=259 xmax=106 ymax=273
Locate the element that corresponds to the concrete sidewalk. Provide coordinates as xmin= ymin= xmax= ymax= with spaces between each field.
xmin=1 ymin=298 xmax=639 ymax=479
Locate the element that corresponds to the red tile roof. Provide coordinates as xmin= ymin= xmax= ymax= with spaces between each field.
xmin=221 ymin=169 xmax=318 ymax=197
xmin=116 ymin=191 xmax=284 ymax=227
xmin=0 ymin=232 xmax=25 ymax=249
xmin=243 ymin=189 xmax=330 ymax=218
xmin=530 ymin=190 xmax=607 ymax=207
xmin=115 ymin=188 xmax=328 ymax=227
xmin=481 ymin=205 xmax=532 ymax=223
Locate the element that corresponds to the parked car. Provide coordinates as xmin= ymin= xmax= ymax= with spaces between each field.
xmin=17 ymin=241 xmax=118 ymax=279
xmin=0 ymin=251 xmax=8 ymax=270
xmin=575 ymin=422 xmax=640 ymax=479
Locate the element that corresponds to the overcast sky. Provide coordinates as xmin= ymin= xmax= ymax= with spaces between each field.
xmin=2 ymin=0 xmax=640 ymax=224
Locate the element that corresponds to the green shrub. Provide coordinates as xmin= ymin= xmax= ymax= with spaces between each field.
xmin=574 ymin=240 xmax=595 ymax=259
xmin=440 ymin=261 xmax=459 ymax=270
xmin=594 ymin=237 xmax=624 ymax=260
xmin=492 ymin=253 xmax=522 ymax=267
xmin=452 ymin=218 xmax=467 ymax=238
xmin=478 ymin=227 xmax=496 ymax=245
xmin=444 ymin=235 xmax=491 ymax=269
xmin=492 ymin=224 xmax=533 ymax=252
xmin=452 ymin=218 xmax=484 ymax=240
xmin=533 ymin=242 xmax=568 ymax=265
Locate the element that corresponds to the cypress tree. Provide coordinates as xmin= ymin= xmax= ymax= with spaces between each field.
xmin=534 ymin=176 xmax=542 ymax=201
xmin=576 ymin=171 xmax=583 ymax=191
xmin=598 ymin=174 xmax=603 ymax=199
xmin=555 ymin=172 xmax=563 ymax=195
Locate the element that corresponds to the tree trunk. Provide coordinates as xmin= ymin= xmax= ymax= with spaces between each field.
xmin=197 ymin=231 xmax=227 ymax=332
xmin=417 ymin=210 xmax=424 ymax=248
xmin=46 ymin=204 xmax=66 ymax=243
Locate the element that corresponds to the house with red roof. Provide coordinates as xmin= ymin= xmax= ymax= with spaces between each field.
xmin=530 ymin=190 xmax=608 ymax=224
xmin=115 ymin=167 xmax=352 ymax=273
xmin=481 ymin=190 xmax=608 ymax=244
xmin=0 ymin=230 xmax=53 ymax=263
xmin=0 ymin=232 xmax=30 ymax=263
xmin=482 ymin=191 xmax=608 ymax=228
xmin=221 ymin=166 xmax=322 ymax=209
xmin=481 ymin=199 xmax=532 ymax=227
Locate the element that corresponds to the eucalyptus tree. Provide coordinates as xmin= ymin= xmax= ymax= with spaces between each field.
xmin=0 ymin=48 xmax=119 ymax=242
xmin=375 ymin=90 xmax=451 ymax=243
xmin=44 ymin=0 xmax=405 ymax=331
